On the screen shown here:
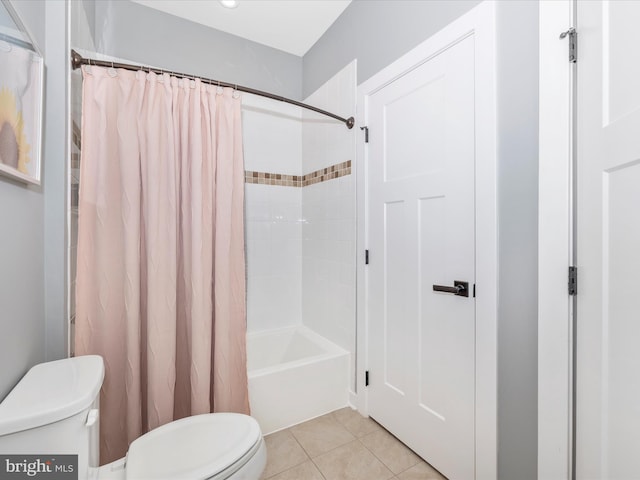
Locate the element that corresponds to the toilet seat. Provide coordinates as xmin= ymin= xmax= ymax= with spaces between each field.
xmin=125 ymin=413 xmax=262 ymax=480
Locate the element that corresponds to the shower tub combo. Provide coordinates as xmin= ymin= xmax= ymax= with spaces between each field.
xmin=247 ymin=326 xmax=350 ymax=434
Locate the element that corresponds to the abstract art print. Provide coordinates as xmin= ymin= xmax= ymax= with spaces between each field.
xmin=0 ymin=0 xmax=43 ymax=185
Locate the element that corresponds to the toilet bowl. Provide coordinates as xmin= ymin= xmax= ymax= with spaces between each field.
xmin=0 ymin=356 xmax=266 ymax=480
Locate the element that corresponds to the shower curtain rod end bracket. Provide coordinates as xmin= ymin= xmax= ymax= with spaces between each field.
xmin=71 ymin=49 xmax=83 ymax=70
xmin=346 ymin=117 xmax=355 ymax=129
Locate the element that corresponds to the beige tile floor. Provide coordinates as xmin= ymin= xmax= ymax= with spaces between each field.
xmin=261 ymin=408 xmax=447 ymax=480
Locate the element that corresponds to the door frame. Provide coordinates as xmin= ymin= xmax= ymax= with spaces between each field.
xmin=354 ymin=2 xmax=497 ymax=478
xmin=537 ymin=1 xmax=574 ymax=479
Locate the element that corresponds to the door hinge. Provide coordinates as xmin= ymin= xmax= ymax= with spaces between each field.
xmin=365 ymin=249 xmax=369 ymax=265
xmin=568 ymin=266 xmax=578 ymax=296
xmin=360 ymin=126 xmax=369 ymax=143
xmin=365 ymin=370 xmax=370 ymax=387
xmin=559 ymin=27 xmax=577 ymax=63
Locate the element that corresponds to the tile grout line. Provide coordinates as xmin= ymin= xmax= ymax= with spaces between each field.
xmin=261 ymin=429 xmax=310 ymax=480
xmin=355 ymin=429 xmax=422 ymax=477
xmin=355 ymin=438 xmax=398 ymax=480
xmin=287 ymin=413 xmax=356 ymax=479
xmin=308 ymin=455 xmax=328 ymax=480
xmin=285 ymin=427 xmax=328 ymax=480
xmin=265 ymin=457 xmax=324 ymax=480
xmin=297 ymin=411 xmax=388 ymax=477
xmin=308 ymin=434 xmax=397 ymax=480
xmin=287 ymin=426 xmax=313 ymax=458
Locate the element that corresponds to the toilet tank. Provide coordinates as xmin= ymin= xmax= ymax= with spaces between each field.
xmin=0 ymin=356 xmax=104 ymax=480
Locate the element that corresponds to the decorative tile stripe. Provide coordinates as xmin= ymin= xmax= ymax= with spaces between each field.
xmin=72 ymin=120 xmax=81 ymax=150
xmin=71 ymin=153 xmax=80 ymax=169
xmin=302 ymin=160 xmax=351 ymax=187
xmin=245 ymin=171 xmax=303 ymax=187
xmin=245 ymin=160 xmax=351 ymax=188
xmin=71 ymin=184 xmax=79 ymax=207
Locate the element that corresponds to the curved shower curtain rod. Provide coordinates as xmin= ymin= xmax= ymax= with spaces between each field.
xmin=70 ymin=50 xmax=355 ymax=130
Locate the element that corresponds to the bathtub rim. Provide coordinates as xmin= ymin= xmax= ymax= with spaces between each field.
xmin=247 ymin=325 xmax=349 ymax=378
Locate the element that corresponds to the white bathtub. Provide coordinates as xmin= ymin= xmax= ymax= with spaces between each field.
xmin=247 ymin=326 xmax=349 ymax=434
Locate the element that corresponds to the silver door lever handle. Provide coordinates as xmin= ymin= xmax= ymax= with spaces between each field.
xmin=433 ymin=281 xmax=469 ymax=297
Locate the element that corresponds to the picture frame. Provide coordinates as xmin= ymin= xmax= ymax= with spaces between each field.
xmin=0 ymin=0 xmax=44 ymax=185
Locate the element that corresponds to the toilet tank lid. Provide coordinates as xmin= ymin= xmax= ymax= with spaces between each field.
xmin=0 ymin=356 xmax=104 ymax=436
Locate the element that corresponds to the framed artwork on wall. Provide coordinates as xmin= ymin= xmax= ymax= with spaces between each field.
xmin=0 ymin=0 xmax=44 ymax=185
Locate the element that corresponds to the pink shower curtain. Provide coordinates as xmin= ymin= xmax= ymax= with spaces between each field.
xmin=75 ymin=66 xmax=250 ymax=464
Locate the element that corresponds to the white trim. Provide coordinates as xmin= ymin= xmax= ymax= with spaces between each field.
xmin=355 ymin=2 xmax=497 ymax=478
xmin=355 ymin=61 xmax=368 ymax=415
xmin=473 ymin=4 xmax=497 ymax=478
xmin=538 ymin=1 xmax=574 ymax=479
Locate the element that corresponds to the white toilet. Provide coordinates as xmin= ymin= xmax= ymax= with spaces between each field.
xmin=0 ymin=356 xmax=266 ymax=479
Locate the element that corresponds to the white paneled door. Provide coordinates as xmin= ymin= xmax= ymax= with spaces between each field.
xmin=576 ymin=1 xmax=640 ymax=478
xmin=367 ymin=35 xmax=475 ymax=480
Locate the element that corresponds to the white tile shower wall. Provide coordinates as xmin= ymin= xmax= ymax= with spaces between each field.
xmin=242 ymin=93 xmax=302 ymax=175
xmin=302 ymin=62 xmax=356 ymax=175
xmin=243 ymin=94 xmax=303 ymax=333
xmin=301 ymin=62 xmax=357 ymax=389
xmin=301 ymin=176 xmax=355 ymax=344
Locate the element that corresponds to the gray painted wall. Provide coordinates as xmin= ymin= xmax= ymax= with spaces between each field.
xmin=8 ymin=0 xmax=45 ymax=50
xmin=43 ymin=0 xmax=68 ymax=362
xmin=0 ymin=0 xmax=46 ymax=400
xmin=81 ymin=0 xmax=95 ymax=43
xmin=0 ymin=3 xmax=19 ymax=32
xmin=303 ymin=1 xmax=539 ymax=479
xmin=93 ymin=0 xmax=303 ymax=100
xmin=0 ymin=176 xmax=45 ymax=400
xmin=302 ymin=0 xmax=482 ymax=97
xmin=496 ymin=2 xmax=539 ymax=478
xmin=0 ymin=0 xmax=69 ymax=400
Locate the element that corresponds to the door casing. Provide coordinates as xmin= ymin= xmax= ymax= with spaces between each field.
xmin=538 ymin=1 xmax=574 ymax=479
xmin=354 ymin=2 xmax=498 ymax=478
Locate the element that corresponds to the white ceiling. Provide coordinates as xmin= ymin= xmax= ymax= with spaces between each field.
xmin=130 ymin=0 xmax=352 ymax=57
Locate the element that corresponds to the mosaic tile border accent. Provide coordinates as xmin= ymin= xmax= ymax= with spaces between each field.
xmin=72 ymin=120 xmax=81 ymax=150
xmin=245 ymin=171 xmax=303 ymax=187
xmin=301 ymin=160 xmax=351 ymax=187
xmin=245 ymin=160 xmax=351 ymax=187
